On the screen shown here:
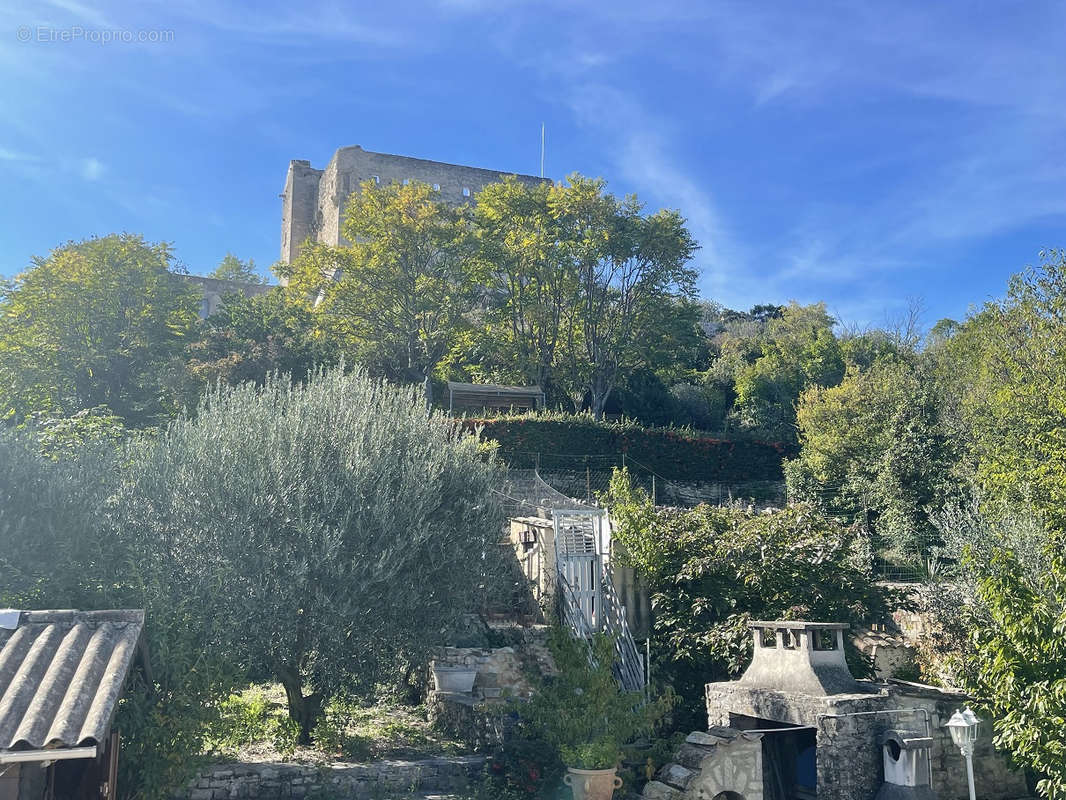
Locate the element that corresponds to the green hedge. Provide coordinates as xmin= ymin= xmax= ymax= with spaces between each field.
xmin=461 ymin=413 xmax=788 ymax=482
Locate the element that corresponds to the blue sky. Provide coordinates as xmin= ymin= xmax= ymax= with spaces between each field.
xmin=2 ymin=0 xmax=1065 ymax=328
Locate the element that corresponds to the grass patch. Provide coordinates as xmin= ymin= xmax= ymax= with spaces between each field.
xmin=205 ymin=684 xmax=468 ymax=764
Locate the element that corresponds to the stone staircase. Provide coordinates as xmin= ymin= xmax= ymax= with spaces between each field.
xmin=641 ymin=727 xmax=765 ymax=800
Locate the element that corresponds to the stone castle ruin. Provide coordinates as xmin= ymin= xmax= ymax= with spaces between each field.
xmin=279 ymin=145 xmax=547 ymax=263
xmin=643 ymin=621 xmax=1029 ymax=800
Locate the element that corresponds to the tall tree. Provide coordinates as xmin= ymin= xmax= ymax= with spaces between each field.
xmin=119 ymin=367 xmax=506 ymax=739
xmin=731 ymin=301 xmax=845 ymax=441
xmin=932 ymin=251 xmax=1066 ymax=798
xmin=184 ymin=287 xmax=338 ymax=397
xmin=473 ymin=177 xmax=576 ymax=396
xmin=279 ymin=181 xmax=481 ymax=404
xmin=551 ymin=175 xmax=699 ymax=419
xmin=786 ymin=360 xmax=958 ymax=561
xmin=209 ymin=253 xmax=265 ymax=284
xmin=0 ymin=233 xmax=199 ymax=425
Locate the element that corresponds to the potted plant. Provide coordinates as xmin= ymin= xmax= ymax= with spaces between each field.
xmin=520 ymin=630 xmax=674 ymax=800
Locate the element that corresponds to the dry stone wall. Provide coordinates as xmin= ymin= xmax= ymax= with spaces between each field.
xmin=175 ymin=757 xmax=485 ymax=800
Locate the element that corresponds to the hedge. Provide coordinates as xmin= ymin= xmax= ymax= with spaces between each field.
xmin=461 ymin=413 xmax=789 ymax=483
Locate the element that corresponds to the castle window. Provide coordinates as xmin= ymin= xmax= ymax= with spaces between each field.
xmin=403 ymin=178 xmax=410 ymax=186
xmin=432 ymin=183 xmax=440 ymax=191
xmin=372 ymin=175 xmax=380 ymax=184
xmin=462 ymin=187 xmax=471 ymax=197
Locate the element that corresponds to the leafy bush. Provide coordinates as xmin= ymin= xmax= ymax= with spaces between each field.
xmin=517 ymin=629 xmax=674 ymax=771
xmin=118 ymin=366 xmax=511 ymax=740
xmin=462 ymin=412 xmax=787 ymax=482
xmin=607 ymin=468 xmax=899 ymax=726
xmin=0 ymin=429 xmax=239 ymax=800
xmin=484 ymin=732 xmax=563 ymax=799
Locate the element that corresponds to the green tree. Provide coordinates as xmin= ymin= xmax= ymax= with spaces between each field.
xmin=279 ymin=181 xmax=481 ymax=404
xmin=209 ymin=253 xmax=265 ymax=284
xmin=731 ymin=301 xmax=844 ymax=441
xmin=0 ymin=430 xmax=237 ymax=800
xmin=551 ymin=175 xmax=699 ymax=419
xmin=931 ymin=251 xmax=1066 ymax=798
xmin=473 ymin=177 xmax=576 ymax=397
xmin=119 ymin=366 xmax=507 ymax=739
xmin=0 ymin=234 xmax=199 ymax=424
xmin=607 ymin=468 xmax=895 ymax=726
xmin=184 ymin=286 xmax=338 ymax=396
xmin=785 ymin=360 xmax=957 ymax=562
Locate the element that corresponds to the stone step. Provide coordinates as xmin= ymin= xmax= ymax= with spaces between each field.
xmin=641 ymin=780 xmax=683 ymax=800
xmin=656 ymin=763 xmax=695 ymax=792
xmin=674 ymin=742 xmax=714 ymax=771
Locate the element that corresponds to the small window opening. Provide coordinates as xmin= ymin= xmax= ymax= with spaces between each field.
xmin=432 ymin=183 xmax=440 ymax=191
xmin=886 ymin=739 xmax=902 ymax=762
xmin=402 ymin=178 xmax=410 ymax=185
xmin=782 ymin=629 xmax=797 ymax=649
xmin=813 ymin=630 xmax=837 ymax=650
xmin=759 ymin=627 xmax=777 ymax=649
xmin=462 ymin=187 xmax=471 ymax=197
xmin=372 ymin=175 xmax=380 ymax=184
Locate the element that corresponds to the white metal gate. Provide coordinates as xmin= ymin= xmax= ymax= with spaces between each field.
xmin=554 ymin=510 xmax=606 ymax=628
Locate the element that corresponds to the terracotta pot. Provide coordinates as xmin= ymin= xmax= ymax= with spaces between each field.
xmin=564 ymin=766 xmax=623 ymax=800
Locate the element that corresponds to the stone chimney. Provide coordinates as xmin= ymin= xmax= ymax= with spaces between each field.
xmin=736 ymin=621 xmax=877 ymax=695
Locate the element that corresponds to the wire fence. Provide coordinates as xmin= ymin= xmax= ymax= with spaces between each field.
xmin=497 ymin=449 xmax=786 ymax=508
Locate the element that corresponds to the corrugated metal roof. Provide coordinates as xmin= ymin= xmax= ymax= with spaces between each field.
xmin=0 ymin=610 xmax=144 ymax=751
xmin=446 ymin=381 xmax=544 ymax=396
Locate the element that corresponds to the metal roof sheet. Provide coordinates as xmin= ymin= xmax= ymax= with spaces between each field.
xmin=0 ymin=610 xmax=144 ymax=751
xmin=446 ymin=381 xmax=544 ymax=396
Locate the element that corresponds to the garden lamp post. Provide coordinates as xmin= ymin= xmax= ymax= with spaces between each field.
xmin=945 ymin=707 xmax=982 ymax=800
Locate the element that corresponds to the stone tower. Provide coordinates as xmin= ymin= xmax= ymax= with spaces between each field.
xmin=279 ymin=145 xmax=548 ymax=264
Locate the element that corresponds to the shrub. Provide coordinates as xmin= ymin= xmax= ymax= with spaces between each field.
xmin=607 ymin=468 xmax=900 ymax=727
xmin=461 ymin=412 xmax=787 ymax=483
xmin=517 ymin=629 xmax=674 ymax=771
xmin=118 ymin=366 xmax=512 ymax=740
xmin=0 ymin=429 xmax=238 ymax=800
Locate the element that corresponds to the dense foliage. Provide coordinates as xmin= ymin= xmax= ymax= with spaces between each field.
xmin=0 ymin=234 xmax=199 ymax=425
xmin=0 ymin=429 xmax=237 ymax=800
xmin=119 ymin=366 xmax=508 ymax=739
xmin=517 ymin=629 xmax=673 ymax=770
xmin=607 ymin=468 xmax=897 ymax=726
xmin=925 ymin=251 xmax=1066 ymax=798
xmin=464 ymin=412 xmax=787 ymax=481
xmin=786 ymin=359 xmax=959 ymax=562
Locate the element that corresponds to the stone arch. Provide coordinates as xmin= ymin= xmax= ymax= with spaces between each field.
xmin=712 ymin=793 xmax=746 ymax=800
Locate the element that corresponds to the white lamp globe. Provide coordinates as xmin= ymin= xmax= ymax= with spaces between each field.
xmin=946 ymin=707 xmax=982 ymax=748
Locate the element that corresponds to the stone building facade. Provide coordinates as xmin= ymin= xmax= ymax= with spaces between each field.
xmin=279 ymin=145 xmax=548 ymax=263
xmin=179 ymin=274 xmax=271 ymax=318
xmin=644 ymin=621 xmax=1030 ymax=800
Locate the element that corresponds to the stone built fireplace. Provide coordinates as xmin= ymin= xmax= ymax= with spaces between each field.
xmin=643 ymin=621 xmax=1029 ymax=800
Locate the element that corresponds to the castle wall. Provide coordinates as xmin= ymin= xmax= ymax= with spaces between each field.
xmin=280 ymin=145 xmax=547 ymax=262
xmin=280 ymin=159 xmax=323 ymax=264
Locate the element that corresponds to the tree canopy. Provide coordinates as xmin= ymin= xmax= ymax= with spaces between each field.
xmin=119 ymin=366 xmax=508 ymax=738
xmin=0 ymin=233 xmax=199 ymax=425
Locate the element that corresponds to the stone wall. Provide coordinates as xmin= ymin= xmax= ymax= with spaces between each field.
xmin=280 ymin=146 xmax=547 ymax=263
xmin=704 ymin=683 xmax=1029 ymax=800
xmin=179 ymin=274 xmax=271 ymax=318
xmin=175 ymin=757 xmax=485 ymax=800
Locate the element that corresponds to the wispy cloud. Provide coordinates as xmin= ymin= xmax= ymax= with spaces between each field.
xmin=0 ymin=147 xmax=41 ymax=163
xmin=80 ymin=157 xmax=105 ymax=181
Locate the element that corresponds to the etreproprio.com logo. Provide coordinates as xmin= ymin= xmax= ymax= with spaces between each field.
xmin=16 ymin=25 xmax=175 ymax=44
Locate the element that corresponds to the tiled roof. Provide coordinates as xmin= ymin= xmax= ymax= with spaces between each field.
xmin=0 ymin=610 xmax=144 ymax=751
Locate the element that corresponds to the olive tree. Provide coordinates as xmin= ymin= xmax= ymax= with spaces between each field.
xmin=119 ymin=366 xmax=507 ymax=738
